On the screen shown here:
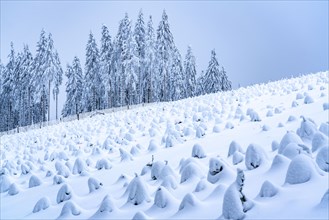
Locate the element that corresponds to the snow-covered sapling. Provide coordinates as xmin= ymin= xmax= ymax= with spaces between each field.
xmin=132 ymin=211 xmax=150 ymax=220
xmin=154 ymin=186 xmax=176 ymax=208
xmin=297 ymin=116 xmax=317 ymax=140
xmin=180 ymin=161 xmax=204 ymax=183
xmin=53 ymin=175 xmax=65 ymax=185
xmin=196 ymin=126 xmax=205 ymax=138
xmin=148 ymin=139 xmax=158 ymax=152
xmin=278 ymin=131 xmax=303 ymax=154
xmin=33 ymin=197 xmax=50 ymax=213
xmin=258 ymin=180 xmax=278 ymax=197
xmin=245 ymin=144 xmax=267 ymax=170
xmin=296 ymin=93 xmax=304 ymax=100
xmin=222 ymin=169 xmax=253 ymax=220
xmin=8 ymin=183 xmax=19 ymax=196
xmin=72 ymin=157 xmax=87 ymax=175
xmin=179 ymin=193 xmax=200 ymax=210
xmin=287 ymin=115 xmax=297 ymax=122
xmin=323 ymin=103 xmax=329 ymax=111
xmin=97 ymin=195 xmax=116 ymax=214
xmin=151 ymin=161 xmax=165 ymax=180
xmin=55 ymin=161 xmax=71 ymax=178
xmin=126 ymin=175 xmax=151 ymax=205
xmin=233 ymin=151 xmax=244 ymax=165
xmin=57 ymin=184 xmax=72 ymax=203
xmin=285 ymin=154 xmax=317 ymax=184
xmin=88 ymin=177 xmax=103 ymax=193
xmin=227 ymin=141 xmax=244 ymax=157
xmin=119 ymin=148 xmax=133 ymax=162
xmin=312 ymin=132 xmax=329 ymax=152
xmin=191 ymin=143 xmax=206 ymax=158
xmin=271 ymin=140 xmax=279 ymax=151
xmin=96 ymin=158 xmax=112 ymax=170
xmin=29 ymin=175 xmax=42 ymax=188
xmin=161 ymin=175 xmax=178 ymax=190
xmin=319 ymin=122 xmax=329 ymax=137
xmin=304 ymin=95 xmax=314 ymax=104
xmin=316 ymin=146 xmax=329 ymax=172
xmin=58 ymin=201 xmax=80 ymax=218
xmin=207 ymin=157 xmax=224 ymax=183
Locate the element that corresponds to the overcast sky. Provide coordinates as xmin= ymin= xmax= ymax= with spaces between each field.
xmin=1 ymin=1 xmax=328 ymax=118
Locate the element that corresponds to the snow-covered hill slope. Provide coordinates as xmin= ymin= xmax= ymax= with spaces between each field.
xmin=1 ymin=71 xmax=328 ymax=219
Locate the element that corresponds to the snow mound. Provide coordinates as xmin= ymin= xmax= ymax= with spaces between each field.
xmin=154 ymin=186 xmax=176 ymax=208
xmin=258 ymin=180 xmax=278 ymax=197
xmin=316 ymin=146 xmax=329 ymax=172
xmin=58 ymin=201 xmax=81 ymax=218
xmin=191 ymin=143 xmax=206 ymax=158
xmin=245 ymin=143 xmax=267 ymax=170
xmin=227 ymin=141 xmax=244 ymax=157
xmin=180 ymin=161 xmax=204 ymax=183
xmin=57 ymin=184 xmax=72 ymax=204
xmin=297 ymin=116 xmax=317 ymax=140
xmin=285 ymin=154 xmax=318 ymax=184
xmin=88 ymin=177 xmax=103 ymax=193
xmin=207 ymin=157 xmax=234 ymax=184
xmin=126 ymin=175 xmax=151 ymax=205
xmin=312 ymin=132 xmax=328 ymax=152
xmin=8 ymin=183 xmax=19 ymax=196
xmin=178 ymin=193 xmax=200 ymax=211
xmin=33 ymin=197 xmax=51 ymax=213
xmin=279 ymin=131 xmax=303 ymax=154
xmin=29 ymin=175 xmax=42 ymax=188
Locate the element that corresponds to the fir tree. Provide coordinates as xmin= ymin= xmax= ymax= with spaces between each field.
xmin=184 ymin=46 xmax=197 ymax=97
xmin=203 ymin=49 xmax=223 ymax=94
xmin=84 ymin=32 xmax=101 ymax=112
xmin=221 ymin=66 xmax=232 ymax=91
xmin=171 ymin=47 xmax=184 ymax=101
xmin=62 ymin=56 xmax=83 ymax=118
xmin=156 ymin=10 xmax=175 ymax=102
xmin=100 ymin=24 xmax=113 ymax=109
xmin=144 ymin=15 xmax=156 ymax=103
xmin=134 ymin=9 xmax=146 ymax=104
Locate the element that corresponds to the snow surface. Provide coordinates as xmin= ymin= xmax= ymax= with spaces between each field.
xmin=1 ymin=71 xmax=329 ymax=219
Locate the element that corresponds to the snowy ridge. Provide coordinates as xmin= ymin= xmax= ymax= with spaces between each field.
xmin=1 ymin=71 xmax=328 ymax=219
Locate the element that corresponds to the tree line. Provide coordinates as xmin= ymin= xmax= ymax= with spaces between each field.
xmin=0 ymin=10 xmax=231 ymax=132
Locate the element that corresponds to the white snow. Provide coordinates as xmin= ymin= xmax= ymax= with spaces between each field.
xmin=1 ymin=71 xmax=328 ymax=219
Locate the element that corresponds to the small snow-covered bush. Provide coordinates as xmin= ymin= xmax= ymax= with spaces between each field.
xmin=179 ymin=193 xmax=200 ymax=210
xmin=304 ymin=95 xmax=314 ymax=104
xmin=296 ymin=93 xmax=304 ymax=100
xmin=57 ymin=184 xmax=72 ymax=203
xmin=195 ymin=126 xmax=205 ymax=138
xmin=207 ymin=157 xmax=223 ymax=183
xmin=29 ymin=175 xmax=42 ymax=188
xmin=323 ymin=103 xmax=329 ymax=111
xmin=53 ymin=175 xmax=65 ymax=185
xmin=96 ymin=158 xmax=112 ymax=170
xmin=233 ymin=151 xmax=244 ymax=165
xmin=126 ymin=175 xmax=151 ymax=205
xmin=0 ymin=175 xmax=11 ymax=193
xmin=55 ymin=161 xmax=70 ymax=178
xmin=281 ymin=143 xmax=303 ymax=160
xmin=72 ymin=158 xmax=87 ymax=175
xmin=96 ymin=195 xmax=116 ymax=214
xmin=213 ymin=125 xmax=221 ymax=133
xmin=154 ymin=186 xmax=176 ymax=208
xmin=297 ymin=117 xmax=317 ymax=140
xmin=8 ymin=183 xmax=19 ymax=196
xmin=262 ymin=124 xmax=270 ymax=131
xmin=225 ymin=122 xmax=234 ymax=129
xmin=132 ymin=211 xmax=150 ymax=220
xmin=291 ymin=101 xmax=298 ymax=108
xmin=279 ymin=131 xmax=303 ymax=154
xmin=274 ymin=107 xmax=282 ymax=114
xmin=227 ymin=141 xmax=243 ymax=157
xmin=258 ymin=181 xmax=278 ymax=197
xmin=287 ymin=115 xmax=297 ymax=122
xmin=180 ymin=162 xmax=204 ymax=183
xmin=148 ymin=139 xmax=158 ymax=152
xmin=249 ymin=110 xmax=261 ymax=122
xmin=312 ymin=132 xmax=328 ymax=152
xmin=161 ymin=175 xmax=178 ymax=190
xmin=316 ymin=146 xmax=329 ymax=172
xmin=285 ymin=154 xmax=317 ymax=184
xmin=245 ymin=144 xmax=267 ymax=170
xmin=151 ymin=161 xmax=165 ymax=180
xmin=88 ymin=177 xmax=103 ymax=193
xmin=191 ymin=144 xmax=206 ymax=158
xmin=21 ymin=163 xmax=31 ymax=175
xmin=119 ymin=148 xmax=133 ymax=162
xmin=266 ymin=110 xmax=274 ymax=117
xmin=58 ymin=201 xmax=81 ymax=218
xmin=130 ymin=146 xmax=140 ymax=156
xmin=222 ymin=169 xmax=253 ymax=220
xmin=33 ymin=197 xmax=50 ymax=213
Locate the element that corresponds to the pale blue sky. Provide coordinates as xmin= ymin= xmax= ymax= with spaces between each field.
xmin=1 ymin=0 xmax=328 ymax=89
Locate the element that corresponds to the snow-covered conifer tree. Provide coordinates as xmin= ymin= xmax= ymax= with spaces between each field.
xmin=134 ymin=10 xmax=146 ymax=104
xmin=184 ymin=46 xmax=197 ymax=98
xmin=100 ymin=24 xmax=113 ymax=109
xmin=171 ymin=47 xmax=184 ymax=101
xmin=221 ymin=66 xmax=232 ymax=91
xmin=62 ymin=56 xmax=83 ymax=118
xmin=203 ymin=49 xmax=223 ymax=94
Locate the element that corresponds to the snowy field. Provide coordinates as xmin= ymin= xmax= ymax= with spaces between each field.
xmin=1 ymin=71 xmax=328 ymax=219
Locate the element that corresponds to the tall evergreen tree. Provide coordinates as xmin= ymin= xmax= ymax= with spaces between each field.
xmin=100 ymin=24 xmax=113 ymax=109
xmin=203 ymin=49 xmax=223 ymax=94
xmin=84 ymin=32 xmax=101 ymax=112
xmin=134 ymin=9 xmax=146 ymax=104
xmin=184 ymin=46 xmax=197 ymax=97
xmin=220 ymin=66 xmax=232 ymax=91
xmin=196 ymin=71 xmax=205 ymax=96
xmin=171 ymin=47 xmax=184 ymax=101
xmin=155 ymin=10 xmax=175 ymax=102
xmin=62 ymin=56 xmax=83 ymax=118
xmin=144 ymin=15 xmax=156 ymax=103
